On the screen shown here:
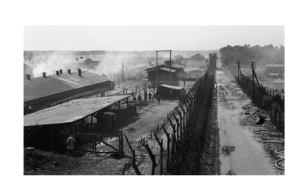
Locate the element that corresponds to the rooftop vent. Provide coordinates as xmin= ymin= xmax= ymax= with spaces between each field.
xmin=56 ymin=71 xmax=59 ymax=76
xmin=60 ymin=69 xmax=63 ymax=74
xmin=43 ymin=72 xmax=46 ymax=78
xmin=68 ymin=69 xmax=71 ymax=74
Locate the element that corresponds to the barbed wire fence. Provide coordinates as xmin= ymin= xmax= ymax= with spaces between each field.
xmin=123 ymin=66 xmax=216 ymax=175
xmin=229 ymin=62 xmax=284 ymax=136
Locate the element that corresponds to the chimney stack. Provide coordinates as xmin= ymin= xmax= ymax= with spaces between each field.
xmin=56 ymin=71 xmax=59 ymax=76
xmin=78 ymin=68 xmax=82 ymax=77
xmin=68 ymin=69 xmax=71 ymax=74
xmin=60 ymin=69 xmax=63 ymax=74
xmin=26 ymin=74 xmax=31 ymax=80
xmin=43 ymin=72 xmax=46 ymax=78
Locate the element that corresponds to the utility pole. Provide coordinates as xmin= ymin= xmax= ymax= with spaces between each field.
xmin=122 ymin=62 xmax=125 ymax=82
xmin=237 ymin=60 xmax=240 ymax=84
xmin=251 ymin=61 xmax=256 ymax=103
xmin=156 ymin=51 xmax=158 ymax=89
xmin=170 ymin=50 xmax=172 ymax=84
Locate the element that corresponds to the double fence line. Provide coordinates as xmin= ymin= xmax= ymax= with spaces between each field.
xmin=229 ymin=62 xmax=284 ymax=136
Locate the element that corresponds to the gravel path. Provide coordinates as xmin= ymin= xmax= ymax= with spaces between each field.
xmin=217 ymin=69 xmax=277 ymax=175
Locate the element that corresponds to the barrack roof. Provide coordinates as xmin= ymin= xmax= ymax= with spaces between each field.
xmin=24 ymin=70 xmax=110 ymax=102
xmin=24 ymin=95 xmax=130 ymax=127
xmin=145 ymin=64 xmax=184 ymax=72
xmin=159 ymin=68 xmax=178 ymax=73
xmin=159 ymin=84 xmax=184 ymax=90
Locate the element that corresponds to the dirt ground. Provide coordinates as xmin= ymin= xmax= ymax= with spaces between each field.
xmin=216 ymin=69 xmax=282 ymax=175
xmin=25 ymin=98 xmax=178 ymax=175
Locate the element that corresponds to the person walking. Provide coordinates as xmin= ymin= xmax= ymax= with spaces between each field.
xmin=148 ymin=92 xmax=152 ymax=102
xmin=157 ymin=94 xmax=160 ymax=105
xmin=138 ymin=93 xmax=142 ymax=102
xmin=66 ymin=135 xmax=76 ymax=156
xmin=132 ymin=92 xmax=136 ymax=102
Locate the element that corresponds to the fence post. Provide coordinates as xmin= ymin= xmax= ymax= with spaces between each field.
xmin=124 ymin=134 xmax=141 ymax=175
xmin=153 ymin=133 xmax=164 ymax=175
xmin=162 ymin=125 xmax=170 ymax=173
xmin=179 ymin=103 xmax=186 ymax=134
xmin=184 ymin=102 xmax=190 ymax=131
xmin=176 ymin=107 xmax=183 ymax=138
xmin=141 ymin=138 xmax=157 ymax=175
xmin=275 ymin=109 xmax=277 ymax=125
xmin=237 ymin=61 xmax=240 ymax=85
xmin=278 ymin=112 xmax=281 ymax=131
xmin=132 ymin=149 xmax=142 ymax=175
xmin=160 ymin=139 xmax=163 ymax=174
xmin=196 ymin=143 xmax=200 ymax=173
xmin=172 ymin=131 xmax=176 ymax=157
xmin=173 ymin=113 xmax=180 ymax=142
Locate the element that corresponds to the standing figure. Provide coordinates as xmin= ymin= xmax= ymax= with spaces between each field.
xmin=138 ymin=93 xmax=142 ymax=102
xmin=132 ymin=92 xmax=136 ymax=102
xmin=157 ymin=94 xmax=160 ymax=105
xmin=148 ymin=92 xmax=152 ymax=102
xmin=66 ymin=135 xmax=76 ymax=156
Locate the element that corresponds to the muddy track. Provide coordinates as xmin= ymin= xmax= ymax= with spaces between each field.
xmin=217 ymin=69 xmax=278 ymax=175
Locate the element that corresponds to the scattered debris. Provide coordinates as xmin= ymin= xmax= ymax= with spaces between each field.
xmin=126 ymin=127 xmax=136 ymax=131
xmin=246 ymin=115 xmax=259 ymax=125
xmin=226 ymin=170 xmax=236 ymax=175
xmin=242 ymin=104 xmax=252 ymax=110
xmin=221 ymin=145 xmax=236 ymax=156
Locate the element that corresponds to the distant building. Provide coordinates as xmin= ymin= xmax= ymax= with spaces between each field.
xmin=164 ymin=60 xmax=185 ymax=66
xmin=24 ymin=69 xmax=114 ymax=114
xmin=80 ymin=58 xmax=101 ymax=70
xmin=265 ymin=64 xmax=284 ymax=78
xmin=145 ymin=64 xmax=187 ymax=86
xmin=157 ymin=84 xmax=185 ymax=99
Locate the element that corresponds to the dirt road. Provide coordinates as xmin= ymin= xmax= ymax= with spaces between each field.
xmin=217 ymin=69 xmax=277 ymax=175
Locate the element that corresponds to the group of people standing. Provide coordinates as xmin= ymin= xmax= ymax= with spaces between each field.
xmin=132 ymin=89 xmax=160 ymax=105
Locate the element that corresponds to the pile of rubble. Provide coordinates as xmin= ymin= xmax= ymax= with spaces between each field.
xmin=241 ymin=104 xmax=269 ymax=126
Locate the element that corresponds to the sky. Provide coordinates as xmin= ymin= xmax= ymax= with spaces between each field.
xmin=24 ymin=26 xmax=284 ymax=51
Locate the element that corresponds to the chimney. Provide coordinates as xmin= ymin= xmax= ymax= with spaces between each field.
xmin=78 ymin=68 xmax=82 ymax=77
xmin=68 ymin=69 xmax=71 ymax=74
xmin=56 ymin=71 xmax=60 ymax=76
xmin=60 ymin=69 xmax=63 ymax=74
xmin=43 ymin=72 xmax=46 ymax=78
xmin=26 ymin=74 xmax=31 ymax=80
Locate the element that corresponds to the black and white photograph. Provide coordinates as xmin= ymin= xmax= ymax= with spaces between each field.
xmin=2 ymin=0 xmax=299 ymax=194
xmin=23 ymin=25 xmax=285 ymax=176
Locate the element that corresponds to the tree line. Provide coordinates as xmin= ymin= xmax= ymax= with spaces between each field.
xmin=219 ymin=44 xmax=284 ymax=67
